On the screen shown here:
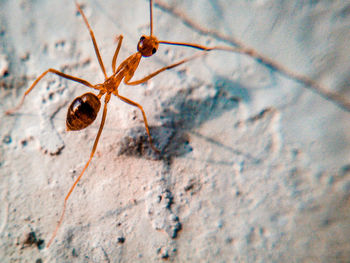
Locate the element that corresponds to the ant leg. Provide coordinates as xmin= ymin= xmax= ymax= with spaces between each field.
xmin=75 ymin=1 xmax=107 ymax=79
xmin=115 ymin=92 xmax=160 ymax=153
xmin=5 ymin=68 xmax=97 ymax=115
xmin=124 ymin=51 xmax=207 ymax=86
xmin=46 ymin=93 xmax=111 ymax=248
xmin=112 ymin=35 xmax=124 ymax=74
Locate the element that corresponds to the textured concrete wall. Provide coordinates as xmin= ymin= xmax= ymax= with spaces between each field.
xmin=1 ymin=0 xmax=350 ymax=262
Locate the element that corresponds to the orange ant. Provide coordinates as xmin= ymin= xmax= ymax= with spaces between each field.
xmin=5 ymin=0 xmax=350 ymax=248
xmin=5 ymin=0 xmax=235 ymax=247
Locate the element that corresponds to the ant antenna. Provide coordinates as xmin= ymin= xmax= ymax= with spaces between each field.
xmin=159 ymin=40 xmax=213 ymax=50
xmin=158 ymin=40 xmax=235 ymax=52
xmin=150 ymin=0 xmax=154 ymax=36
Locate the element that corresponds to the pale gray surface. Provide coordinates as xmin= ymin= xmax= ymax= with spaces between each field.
xmin=1 ymin=0 xmax=350 ymax=262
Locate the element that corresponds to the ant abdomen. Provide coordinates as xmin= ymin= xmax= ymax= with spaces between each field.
xmin=66 ymin=92 xmax=101 ymax=131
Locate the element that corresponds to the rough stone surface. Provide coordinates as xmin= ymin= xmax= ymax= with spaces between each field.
xmin=1 ymin=0 xmax=350 ymax=262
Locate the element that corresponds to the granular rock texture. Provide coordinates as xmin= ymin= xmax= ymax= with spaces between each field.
xmin=1 ymin=0 xmax=350 ymax=262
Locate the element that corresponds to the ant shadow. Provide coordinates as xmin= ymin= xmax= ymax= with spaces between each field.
xmin=118 ymin=75 xmax=251 ymax=163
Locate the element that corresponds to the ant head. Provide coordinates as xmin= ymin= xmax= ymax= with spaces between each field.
xmin=137 ymin=35 xmax=159 ymax=57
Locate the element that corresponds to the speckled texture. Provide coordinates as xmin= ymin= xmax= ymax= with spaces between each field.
xmin=1 ymin=0 xmax=350 ymax=262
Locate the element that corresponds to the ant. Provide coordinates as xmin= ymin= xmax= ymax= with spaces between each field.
xmin=5 ymin=0 xmax=350 ymax=248
xmin=5 ymin=0 xmax=235 ymax=247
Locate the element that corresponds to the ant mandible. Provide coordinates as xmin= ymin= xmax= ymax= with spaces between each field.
xmin=6 ymin=0 xmax=234 ymax=247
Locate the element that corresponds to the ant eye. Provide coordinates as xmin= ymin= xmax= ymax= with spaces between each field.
xmin=152 ymin=48 xmax=157 ymax=54
xmin=140 ymin=36 xmax=146 ymax=41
